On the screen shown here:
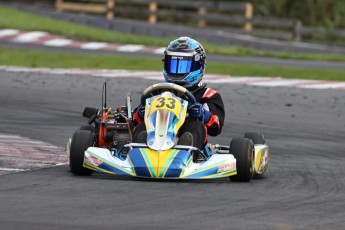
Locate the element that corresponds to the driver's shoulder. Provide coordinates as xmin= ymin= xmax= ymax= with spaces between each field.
xmin=200 ymin=87 xmax=219 ymax=99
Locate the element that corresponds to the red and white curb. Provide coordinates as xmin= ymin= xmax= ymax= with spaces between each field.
xmin=0 ymin=133 xmax=67 ymax=176
xmin=0 ymin=29 xmax=166 ymax=54
xmin=1 ymin=66 xmax=345 ymax=90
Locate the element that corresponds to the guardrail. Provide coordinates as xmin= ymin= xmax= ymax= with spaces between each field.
xmin=55 ymin=0 xmax=115 ymax=19
xmin=55 ymin=0 xmax=254 ymax=30
xmin=54 ymin=0 xmax=345 ymax=42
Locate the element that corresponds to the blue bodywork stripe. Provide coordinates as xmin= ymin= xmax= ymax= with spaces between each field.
xmin=164 ymin=150 xmax=191 ymax=178
xmin=98 ymin=162 xmax=133 ymax=175
xmin=128 ymin=149 xmax=151 ymax=177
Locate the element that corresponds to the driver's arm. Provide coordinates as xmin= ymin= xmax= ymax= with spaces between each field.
xmin=199 ymin=89 xmax=225 ymax=136
xmin=133 ymin=106 xmax=145 ymax=125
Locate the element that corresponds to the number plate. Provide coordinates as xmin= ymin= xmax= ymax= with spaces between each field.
xmin=150 ymin=96 xmax=182 ymax=116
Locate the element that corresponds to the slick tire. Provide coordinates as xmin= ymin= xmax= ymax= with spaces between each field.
xmin=229 ymin=138 xmax=255 ymax=182
xmin=70 ymin=130 xmax=95 ymax=176
xmin=244 ymin=132 xmax=265 ymax=144
xmin=79 ymin=125 xmax=95 ymax=132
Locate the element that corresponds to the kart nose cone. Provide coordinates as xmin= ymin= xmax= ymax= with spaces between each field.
xmin=128 ymin=148 xmax=191 ymax=178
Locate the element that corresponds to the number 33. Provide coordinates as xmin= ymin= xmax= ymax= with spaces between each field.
xmin=156 ymin=97 xmax=176 ymax=109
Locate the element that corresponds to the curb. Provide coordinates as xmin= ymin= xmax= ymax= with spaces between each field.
xmin=1 ymin=66 xmax=345 ymax=90
xmin=0 ymin=29 xmax=165 ymax=55
xmin=0 ymin=133 xmax=67 ymax=176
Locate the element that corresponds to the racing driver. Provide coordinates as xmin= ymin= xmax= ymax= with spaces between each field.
xmin=132 ymin=37 xmax=225 ymax=154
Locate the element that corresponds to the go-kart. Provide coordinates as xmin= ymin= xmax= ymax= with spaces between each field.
xmin=67 ymin=82 xmax=269 ymax=182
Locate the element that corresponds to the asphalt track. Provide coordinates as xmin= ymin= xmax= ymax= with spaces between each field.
xmin=0 ymin=70 xmax=345 ymax=229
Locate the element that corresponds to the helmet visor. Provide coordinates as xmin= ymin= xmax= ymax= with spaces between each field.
xmin=164 ymin=55 xmax=202 ymax=75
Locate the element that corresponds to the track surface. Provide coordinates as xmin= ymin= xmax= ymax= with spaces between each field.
xmin=0 ymin=70 xmax=345 ymax=229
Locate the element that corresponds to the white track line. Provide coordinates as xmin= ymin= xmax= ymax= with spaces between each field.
xmin=97 ymin=72 xmax=162 ymax=78
xmin=299 ymin=82 xmax=345 ymax=89
xmin=144 ymin=76 xmax=166 ymax=80
xmin=13 ymin=31 xmax=48 ymax=43
xmin=204 ymin=77 xmax=272 ymax=83
xmin=247 ymin=79 xmax=313 ymax=86
xmin=81 ymin=42 xmax=108 ymax=50
xmin=117 ymin=44 xmax=144 ymax=52
xmin=0 ymin=66 xmax=344 ymax=90
xmin=0 ymin=168 xmax=26 ymax=172
xmin=0 ymin=132 xmax=67 ymax=176
xmin=0 ymin=134 xmax=22 ymax=138
xmin=0 ymin=29 xmax=20 ymax=38
xmin=44 ymin=38 xmax=73 ymax=47
xmin=153 ymin=47 xmax=166 ymax=54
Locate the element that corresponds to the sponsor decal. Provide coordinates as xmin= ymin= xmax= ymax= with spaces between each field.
xmin=259 ymin=151 xmax=268 ymax=172
xmin=217 ymin=162 xmax=236 ymax=173
xmin=172 ymin=56 xmax=184 ymax=60
xmin=85 ymin=155 xmax=103 ymax=167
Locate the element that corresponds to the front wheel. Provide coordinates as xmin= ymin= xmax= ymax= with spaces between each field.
xmin=229 ymin=138 xmax=255 ymax=182
xmin=70 ymin=130 xmax=95 ymax=175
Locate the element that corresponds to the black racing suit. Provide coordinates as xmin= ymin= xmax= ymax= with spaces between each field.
xmin=132 ymin=83 xmax=225 ymax=150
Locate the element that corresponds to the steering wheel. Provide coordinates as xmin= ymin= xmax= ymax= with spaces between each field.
xmin=140 ymin=83 xmax=196 ymax=106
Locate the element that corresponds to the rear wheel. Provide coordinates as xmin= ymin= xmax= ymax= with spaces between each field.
xmin=79 ymin=125 xmax=95 ymax=132
xmin=70 ymin=130 xmax=95 ymax=175
xmin=229 ymin=138 xmax=255 ymax=182
xmin=244 ymin=132 xmax=265 ymax=144
xmin=245 ymin=132 xmax=268 ymax=178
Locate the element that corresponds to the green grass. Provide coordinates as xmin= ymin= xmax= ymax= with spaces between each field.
xmin=1 ymin=5 xmax=345 ymax=62
xmin=0 ymin=5 xmax=170 ymax=47
xmin=1 ymin=47 xmax=345 ymax=81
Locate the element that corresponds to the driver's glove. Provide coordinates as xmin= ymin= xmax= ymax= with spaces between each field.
xmin=187 ymin=102 xmax=211 ymax=123
xmin=137 ymin=104 xmax=145 ymax=120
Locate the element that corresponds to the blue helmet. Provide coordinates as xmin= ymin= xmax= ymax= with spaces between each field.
xmin=163 ymin=37 xmax=206 ymax=88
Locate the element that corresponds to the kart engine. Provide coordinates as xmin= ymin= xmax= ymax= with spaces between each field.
xmin=99 ymin=106 xmax=132 ymax=152
xmin=82 ymin=90 xmax=133 ymax=153
xmin=99 ymin=106 xmax=131 ymax=151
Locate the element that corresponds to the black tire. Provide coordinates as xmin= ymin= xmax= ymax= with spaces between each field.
xmin=244 ymin=132 xmax=265 ymax=144
xmin=229 ymin=138 xmax=255 ymax=182
xmin=79 ymin=125 xmax=95 ymax=132
xmin=70 ymin=130 xmax=95 ymax=175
